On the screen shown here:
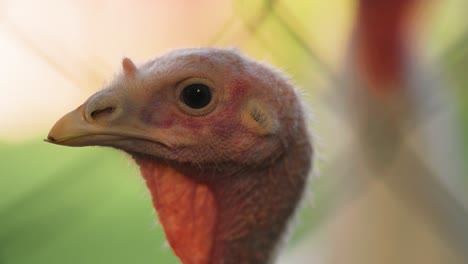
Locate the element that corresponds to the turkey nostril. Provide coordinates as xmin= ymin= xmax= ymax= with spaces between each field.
xmin=90 ymin=107 xmax=115 ymax=120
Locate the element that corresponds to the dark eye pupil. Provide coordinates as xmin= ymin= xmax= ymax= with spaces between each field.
xmin=182 ymin=84 xmax=211 ymax=109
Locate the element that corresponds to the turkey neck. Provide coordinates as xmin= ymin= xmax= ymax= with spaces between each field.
xmin=208 ymin=141 xmax=311 ymax=264
xmin=135 ymin=138 xmax=312 ymax=264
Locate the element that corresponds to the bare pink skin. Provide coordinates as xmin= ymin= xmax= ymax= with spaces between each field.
xmin=47 ymin=48 xmax=313 ymax=264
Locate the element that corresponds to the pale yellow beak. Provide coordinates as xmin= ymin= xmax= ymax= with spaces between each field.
xmin=45 ymin=104 xmax=132 ymax=147
xmin=45 ymin=92 xmax=159 ymax=148
xmin=46 ymin=105 xmax=91 ymax=146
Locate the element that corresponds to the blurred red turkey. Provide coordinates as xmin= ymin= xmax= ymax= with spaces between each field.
xmin=319 ymin=0 xmax=468 ymax=263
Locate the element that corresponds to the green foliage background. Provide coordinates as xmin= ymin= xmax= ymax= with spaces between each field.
xmin=0 ymin=143 xmax=179 ymax=263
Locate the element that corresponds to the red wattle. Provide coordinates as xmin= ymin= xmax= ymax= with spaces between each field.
xmin=136 ymin=159 xmax=218 ymax=264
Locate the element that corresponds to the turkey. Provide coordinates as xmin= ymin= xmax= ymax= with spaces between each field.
xmin=321 ymin=1 xmax=468 ymax=263
xmin=47 ymin=48 xmax=313 ymax=264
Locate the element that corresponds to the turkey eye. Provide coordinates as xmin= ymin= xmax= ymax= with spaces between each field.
xmin=181 ymin=84 xmax=212 ymax=109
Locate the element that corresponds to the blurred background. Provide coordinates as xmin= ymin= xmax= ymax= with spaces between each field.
xmin=0 ymin=0 xmax=467 ymax=263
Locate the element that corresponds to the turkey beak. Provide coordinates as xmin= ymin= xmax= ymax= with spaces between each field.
xmin=45 ymin=104 xmax=127 ymax=147
xmin=46 ymin=105 xmax=93 ymax=146
xmin=45 ymin=92 xmax=157 ymax=147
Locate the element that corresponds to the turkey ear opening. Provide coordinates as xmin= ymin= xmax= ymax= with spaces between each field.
xmin=241 ymin=100 xmax=278 ymax=135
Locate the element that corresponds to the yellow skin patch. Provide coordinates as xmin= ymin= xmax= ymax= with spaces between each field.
xmin=241 ymin=100 xmax=278 ymax=136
